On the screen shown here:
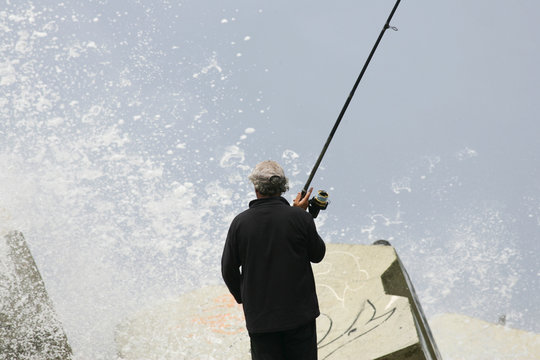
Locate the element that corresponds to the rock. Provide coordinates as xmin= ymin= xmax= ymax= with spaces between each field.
xmin=0 ymin=231 xmax=72 ymax=360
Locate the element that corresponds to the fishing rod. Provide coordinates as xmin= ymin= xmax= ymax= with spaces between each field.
xmin=303 ymin=0 xmax=402 ymax=218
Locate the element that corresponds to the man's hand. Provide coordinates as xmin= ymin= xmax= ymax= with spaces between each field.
xmin=293 ymin=187 xmax=313 ymax=210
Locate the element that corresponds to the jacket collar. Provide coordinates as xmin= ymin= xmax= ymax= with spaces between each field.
xmin=249 ymin=196 xmax=290 ymax=208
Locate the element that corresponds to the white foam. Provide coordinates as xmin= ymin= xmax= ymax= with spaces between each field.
xmin=193 ymin=55 xmax=223 ymax=78
xmin=47 ymin=117 xmax=64 ymax=127
xmin=391 ymin=177 xmax=412 ymax=194
xmin=457 ymin=147 xmax=478 ymax=160
xmin=219 ymin=145 xmax=245 ymax=168
xmin=0 ymin=60 xmax=17 ymax=86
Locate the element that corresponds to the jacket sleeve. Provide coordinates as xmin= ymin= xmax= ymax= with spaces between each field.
xmin=221 ymin=221 xmax=242 ymax=304
xmin=306 ymin=215 xmax=326 ymax=263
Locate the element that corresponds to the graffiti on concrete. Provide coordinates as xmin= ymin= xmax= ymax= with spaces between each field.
xmin=314 ymin=249 xmax=398 ymax=359
xmin=318 ymin=299 xmax=396 ymax=359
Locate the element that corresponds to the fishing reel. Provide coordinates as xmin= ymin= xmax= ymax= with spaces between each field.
xmin=308 ymin=190 xmax=329 ymax=219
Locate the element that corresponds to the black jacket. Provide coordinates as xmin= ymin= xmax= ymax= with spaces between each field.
xmin=221 ymin=196 xmax=326 ymax=333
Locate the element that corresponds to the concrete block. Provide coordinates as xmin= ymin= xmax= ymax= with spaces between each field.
xmin=430 ymin=313 xmax=540 ymax=360
xmin=116 ymin=285 xmax=249 ymax=359
xmin=116 ymin=243 xmax=440 ymax=359
xmin=313 ymin=243 xmax=439 ymax=360
xmin=0 ymin=231 xmax=72 ymax=360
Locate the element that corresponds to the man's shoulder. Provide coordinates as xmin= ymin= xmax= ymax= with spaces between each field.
xmin=233 ymin=196 xmax=311 ymax=220
xmin=232 ymin=208 xmax=252 ymax=222
xmin=290 ymin=205 xmax=314 ymax=220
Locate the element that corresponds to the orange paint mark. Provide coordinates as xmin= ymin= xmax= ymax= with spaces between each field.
xmin=213 ymin=294 xmax=239 ymax=308
xmin=190 ymin=294 xmax=246 ymax=335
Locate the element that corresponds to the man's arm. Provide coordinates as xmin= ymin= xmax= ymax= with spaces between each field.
xmin=306 ymin=217 xmax=326 ymax=263
xmin=221 ymin=224 xmax=242 ymax=304
xmin=294 ymin=187 xmax=326 ymax=262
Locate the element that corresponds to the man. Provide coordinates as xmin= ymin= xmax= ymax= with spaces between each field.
xmin=221 ymin=160 xmax=326 ymax=360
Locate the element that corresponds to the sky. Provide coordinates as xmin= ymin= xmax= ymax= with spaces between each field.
xmin=1 ymin=0 xmax=539 ymax=358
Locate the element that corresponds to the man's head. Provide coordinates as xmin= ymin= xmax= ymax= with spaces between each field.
xmin=248 ymin=160 xmax=289 ymax=197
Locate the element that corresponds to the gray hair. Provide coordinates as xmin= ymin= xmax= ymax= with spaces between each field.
xmin=248 ymin=160 xmax=289 ymax=196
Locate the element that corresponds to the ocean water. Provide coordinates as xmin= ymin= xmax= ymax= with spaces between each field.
xmin=1 ymin=1 xmax=539 ymax=359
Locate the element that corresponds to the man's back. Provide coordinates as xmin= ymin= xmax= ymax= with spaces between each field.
xmin=222 ymin=196 xmax=325 ymax=333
